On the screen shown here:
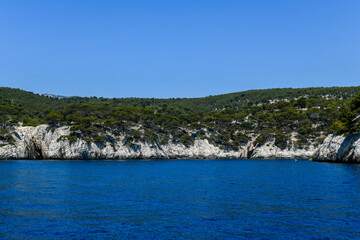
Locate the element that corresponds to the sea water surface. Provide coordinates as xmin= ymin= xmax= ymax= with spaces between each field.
xmin=0 ymin=159 xmax=360 ymax=239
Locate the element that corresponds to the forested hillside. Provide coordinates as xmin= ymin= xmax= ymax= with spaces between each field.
xmin=332 ymin=92 xmax=360 ymax=135
xmin=1 ymin=86 xmax=359 ymax=150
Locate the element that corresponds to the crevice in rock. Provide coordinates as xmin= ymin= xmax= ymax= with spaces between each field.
xmin=247 ymin=143 xmax=257 ymax=159
xmin=26 ymin=137 xmax=43 ymax=159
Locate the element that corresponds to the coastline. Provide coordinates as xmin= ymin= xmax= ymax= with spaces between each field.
xmin=1 ymin=124 xmax=359 ymax=162
xmin=0 ymin=125 xmax=313 ymax=160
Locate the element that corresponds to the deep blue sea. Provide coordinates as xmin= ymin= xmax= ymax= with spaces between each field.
xmin=0 ymin=159 xmax=360 ymax=239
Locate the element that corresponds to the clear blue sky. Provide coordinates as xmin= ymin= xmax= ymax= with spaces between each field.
xmin=0 ymin=0 xmax=359 ymax=98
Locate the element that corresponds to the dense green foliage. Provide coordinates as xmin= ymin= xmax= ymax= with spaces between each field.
xmin=0 ymin=86 xmax=359 ymax=149
xmin=1 ymin=86 xmax=359 ymax=115
xmin=331 ymin=92 xmax=360 ymax=135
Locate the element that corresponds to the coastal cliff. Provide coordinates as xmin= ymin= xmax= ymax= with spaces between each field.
xmin=0 ymin=125 xmax=314 ymax=160
xmin=2 ymin=86 xmax=358 ymax=160
xmin=313 ymin=134 xmax=360 ymax=163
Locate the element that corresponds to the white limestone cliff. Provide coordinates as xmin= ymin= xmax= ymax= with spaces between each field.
xmin=0 ymin=125 xmax=316 ymax=160
xmin=313 ymin=134 xmax=360 ymax=162
xmin=251 ymin=142 xmax=315 ymax=159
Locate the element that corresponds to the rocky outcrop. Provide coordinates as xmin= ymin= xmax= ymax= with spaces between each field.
xmin=251 ymin=142 xmax=315 ymax=159
xmin=313 ymin=134 xmax=360 ymax=163
xmin=0 ymin=125 xmax=315 ymax=160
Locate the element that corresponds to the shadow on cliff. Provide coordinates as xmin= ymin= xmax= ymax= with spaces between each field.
xmin=26 ymin=137 xmax=44 ymax=159
xmin=337 ymin=133 xmax=360 ymax=162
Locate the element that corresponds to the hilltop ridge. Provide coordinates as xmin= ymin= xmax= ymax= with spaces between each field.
xmin=1 ymin=86 xmax=359 ymax=115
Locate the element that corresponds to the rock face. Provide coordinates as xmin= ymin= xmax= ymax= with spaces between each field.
xmin=0 ymin=125 xmax=315 ymax=160
xmin=313 ymin=134 xmax=360 ymax=163
xmin=251 ymin=143 xmax=315 ymax=159
xmin=5 ymin=125 xmax=358 ymax=162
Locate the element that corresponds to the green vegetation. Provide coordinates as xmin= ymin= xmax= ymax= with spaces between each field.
xmin=0 ymin=86 xmax=359 ymax=148
xmin=0 ymin=128 xmax=15 ymax=146
xmin=332 ymin=92 xmax=360 ymax=135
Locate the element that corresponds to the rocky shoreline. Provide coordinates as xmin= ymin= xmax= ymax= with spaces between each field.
xmin=312 ymin=133 xmax=360 ymax=163
xmin=0 ymin=125 xmax=313 ymax=160
xmin=0 ymin=125 xmax=358 ymax=162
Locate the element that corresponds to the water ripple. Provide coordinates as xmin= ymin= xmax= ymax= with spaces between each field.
xmin=0 ymin=159 xmax=360 ymax=239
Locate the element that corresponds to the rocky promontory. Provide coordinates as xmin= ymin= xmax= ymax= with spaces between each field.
xmin=313 ymin=133 xmax=360 ymax=163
